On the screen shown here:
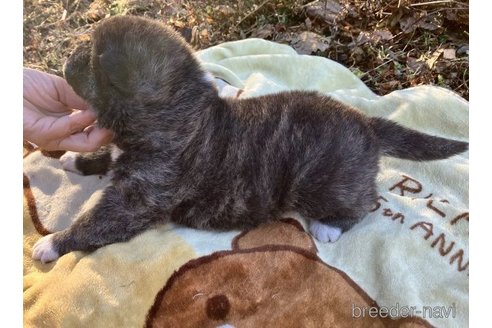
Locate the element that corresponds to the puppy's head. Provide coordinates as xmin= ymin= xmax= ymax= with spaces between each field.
xmin=64 ymin=16 xmax=204 ymax=136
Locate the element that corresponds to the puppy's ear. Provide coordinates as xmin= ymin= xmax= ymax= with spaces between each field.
xmin=97 ymin=50 xmax=131 ymax=93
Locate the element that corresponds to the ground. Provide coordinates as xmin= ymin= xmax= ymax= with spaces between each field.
xmin=23 ymin=0 xmax=469 ymax=99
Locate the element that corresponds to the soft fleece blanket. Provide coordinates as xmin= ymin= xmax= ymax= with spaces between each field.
xmin=23 ymin=39 xmax=469 ymax=328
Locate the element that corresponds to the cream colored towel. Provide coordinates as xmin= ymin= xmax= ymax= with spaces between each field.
xmin=24 ymin=38 xmax=468 ymax=328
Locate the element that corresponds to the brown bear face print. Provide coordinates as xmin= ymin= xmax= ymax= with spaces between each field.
xmin=146 ymin=219 xmax=432 ymax=328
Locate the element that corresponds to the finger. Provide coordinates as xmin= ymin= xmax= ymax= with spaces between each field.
xmin=58 ymin=127 xmax=114 ymax=152
xmin=67 ymin=109 xmax=98 ymax=133
xmin=23 ymin=110 xmax=62 ymax=147
xmin=23 ymin=69 xmax=71 ymax=114
xmin=24 ymin=109 xmax=101 ymax=151
xmin=38 ymin=110 xmax=96 ymax=142
xmin=24 ymin=68 xmax=89 ymax=113
xmin=54 ymin=76 xmax=90 ymax=110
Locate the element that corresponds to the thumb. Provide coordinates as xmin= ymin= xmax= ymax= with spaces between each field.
xmin=68 ymin=109 xmax=98 ymax=134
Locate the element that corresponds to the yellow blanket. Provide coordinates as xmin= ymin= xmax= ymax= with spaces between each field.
xmin=23 ymin=38 xmax=468 ymax=328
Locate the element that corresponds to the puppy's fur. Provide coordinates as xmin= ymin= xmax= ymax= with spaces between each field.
xmin=32 ymin=16 xmax=468 ymax=263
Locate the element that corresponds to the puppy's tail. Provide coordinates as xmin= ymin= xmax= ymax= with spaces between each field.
xmin=369 ymin=117 xmax=468 ymax=161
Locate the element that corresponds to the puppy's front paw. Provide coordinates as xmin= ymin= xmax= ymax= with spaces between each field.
xmin=32 ymin=234 xmax=60 ymax=263
xmin=59 ymin=151 xmax=82 ymax=174
xmin=309 ymin=220 xmax=342 ymax=243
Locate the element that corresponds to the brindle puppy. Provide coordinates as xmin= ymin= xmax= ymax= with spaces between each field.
xmin=32 ymin=16 xmax=468 ymax=263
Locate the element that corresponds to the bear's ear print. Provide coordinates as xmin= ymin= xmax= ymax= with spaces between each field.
xmin=97 ymin=50 xmax=131 ymax=93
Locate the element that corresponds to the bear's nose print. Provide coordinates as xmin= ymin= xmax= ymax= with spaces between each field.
xmin=206 ymin=294 xmax=230 ymax=320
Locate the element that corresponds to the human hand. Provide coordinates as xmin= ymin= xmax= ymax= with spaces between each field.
xmin=23 ymin=68 xmax=113 ymax=152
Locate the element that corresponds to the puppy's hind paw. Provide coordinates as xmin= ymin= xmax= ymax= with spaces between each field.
xmin=32 ymin=234 xmax=60 ymax=263
xmin=59 ymin=151 xmax=82 ymax=174
xmin=309 ymin=220 xmax=342 ymax=243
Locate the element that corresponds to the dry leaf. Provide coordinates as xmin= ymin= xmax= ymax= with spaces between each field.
xmin=305 ymin=0 xmax=344 ymax=26
xmin=419 ymin=21 xmax=440 ymax=31
xmin=355 ymin=32 xmax=370 ymax=45
xmin=172 ymin=20 xmax=185 ymax=28
xmin=161 ymin=4 xmax=186 ymax=17
xmin=275 ymin=24 xmax=286 ymax=33
xmin=86 ymin=0 xmax=106 ymax=22
xmin=435 ymin=61 xmax=452 ymax=74
xmin=251 ymin=24 xmax=274 ymax=39
xmin=119 ymin=0 xmax=153 ymax=7
xmin=426 ymin=49 xmax=444 ymax=69
xmin=407 ymin=57 xmax=427 ymax=73
xmin=216 ymin=5 xmax=235 ymax=17
xmin=305 ymin=17 xmax=312 ymax=30
xmin=443 ymin=48 xmax=456 ymax=60
xmin=373 ymin=30 xmax=393 ymax=41
xmin=200 ymin=29 xmax=209 ymax=38
xmin=350 ymin=46 xmax=365 ymax=62
xmin=379 ymin=80 xmax=400 ymax=91
xmin=399 ymin=15 xmax=418 ymax=33
xmin=400 ymin=12 xmax=440 ymax=34
xmin=355 ymin=29 xmax=393 ymax=45
xmin=291 ymin=31 xmax=330 ymax=55
xmin=446 ymin=10 xmax=458 ymax=22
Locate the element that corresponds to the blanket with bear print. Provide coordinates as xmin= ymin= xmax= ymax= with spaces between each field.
xmin=23 ymin=38 xmax=468 ymax=328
